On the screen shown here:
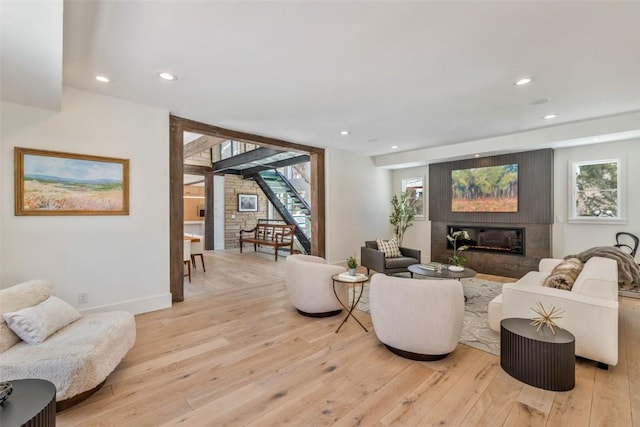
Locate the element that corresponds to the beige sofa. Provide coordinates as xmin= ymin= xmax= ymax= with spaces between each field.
xmin=488 ymin=257 xmax=618 ymax=367
xmin=0 ymin=280 xmax=136 ymax=408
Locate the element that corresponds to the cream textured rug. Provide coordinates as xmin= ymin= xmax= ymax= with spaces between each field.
xmin=353 ymin=277 xmax=503 ymax=356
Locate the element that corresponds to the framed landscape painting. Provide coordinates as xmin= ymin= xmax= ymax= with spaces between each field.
xmin=451 ymin=163 xmax=518 ymax=212
xmin=14 ymin=147 xmax=130 ymax=216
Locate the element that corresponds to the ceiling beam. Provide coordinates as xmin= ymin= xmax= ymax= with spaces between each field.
xmin=184 ymin=135 xmax=225 ymax=158
xmin=171 ymin=115 xmax=318 ymax=155
xmin=183 ymin=164 xmax=214 ymax=175
xmin=211 ymin=147 xmax=282 ymax=172
xmin=241 ymin=154 xmax=310 ymax=177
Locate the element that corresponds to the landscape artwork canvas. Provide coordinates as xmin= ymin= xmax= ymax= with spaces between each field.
xmin=15 ymin=147 xmax=129 ymax=215
xmin=451 ymin=164 xmax=518 ymax=212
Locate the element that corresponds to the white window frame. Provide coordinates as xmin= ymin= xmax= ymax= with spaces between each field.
xmin=568 ymin=158 xmax=626 ymax=224
xmin=402 ymin=176 xmax=425 ymax=220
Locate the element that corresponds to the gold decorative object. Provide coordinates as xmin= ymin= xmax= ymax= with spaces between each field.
xmin=530 ymin=301 xmax=564 ymax=334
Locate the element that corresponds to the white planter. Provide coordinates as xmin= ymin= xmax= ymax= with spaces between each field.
xmin=448 ymin=265 xmax=464 ymax=272
xmin=348 ymin=268 xmax=357 ymax=276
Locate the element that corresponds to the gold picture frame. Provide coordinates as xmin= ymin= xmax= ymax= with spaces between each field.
xmin=14 ymin=147 xmax=130 ymax=216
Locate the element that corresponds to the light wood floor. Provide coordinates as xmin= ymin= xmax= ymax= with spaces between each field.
xmin=57 ymin=250 xmax=640 ymax=426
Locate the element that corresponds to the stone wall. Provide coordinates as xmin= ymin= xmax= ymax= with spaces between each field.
xmin=224 ymin=175 xmax=269 ymax=248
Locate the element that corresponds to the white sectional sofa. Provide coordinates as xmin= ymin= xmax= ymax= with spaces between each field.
xmin=0 ymin=280 xmax=136 ymax=408
xmin=488 ymin=257 xmax=619 ymax=367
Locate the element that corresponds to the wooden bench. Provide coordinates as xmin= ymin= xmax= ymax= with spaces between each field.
xmin=239 ymin=223 xmax=296 ymax=261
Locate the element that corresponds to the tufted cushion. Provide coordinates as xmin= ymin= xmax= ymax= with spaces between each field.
xmin=543 ymin=258 xmax=583 ymax=290
xmin=376 ymin=238 xmax=401 ymax=258
xmin=3 ymin=296 xmax=81 ymax=345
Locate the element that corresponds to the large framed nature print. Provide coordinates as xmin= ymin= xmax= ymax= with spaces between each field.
xmin=451 ymin=163 xmax=518 ymax=212
xmin=238 ymin=194 xmax=258 ymax=212
xmin=14 ymin=147 xmax=130 ymax=216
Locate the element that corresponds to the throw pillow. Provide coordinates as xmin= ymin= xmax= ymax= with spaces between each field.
xmin=543 ymin=258 xmax=584 ymax=291
xmin=2 ymin=295 xmax=81 ymax=345
xmin=376 ymin=237 xmax=401 ymax=258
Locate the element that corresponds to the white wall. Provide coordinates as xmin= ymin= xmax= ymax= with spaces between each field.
xmin=392 ymin=166 xmax=429 ymax=262
xmin=325 ymin=148 xmax=391 ymax=265
xmin=553 ymin=138 xmax=640 ymax=261
xmin=0 ymin=88 xmax=171 ymax=314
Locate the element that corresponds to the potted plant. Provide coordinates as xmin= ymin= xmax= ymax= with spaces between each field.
xmin=389 ymin=192 xmax=417 ymax=246
xmin=447 ymin=230 xmax=470 ymax=271
xmin=347 ymin=256 xmax=358 ymax=276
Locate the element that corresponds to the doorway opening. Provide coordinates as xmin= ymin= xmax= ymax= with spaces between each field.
xmin=169 ymin=116 xmax=326 ymax=302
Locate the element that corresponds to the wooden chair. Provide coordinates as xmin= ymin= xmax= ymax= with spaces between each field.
xmin=183 ymin=240 xmax=191 ymax=283
xmin=190 ymin=235 xmax=205 ymax=272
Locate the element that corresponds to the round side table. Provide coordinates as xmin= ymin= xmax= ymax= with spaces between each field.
xmin=500 ymin=318 xmax=575 ymax=391
xmin=0 ymin=379 xmax=56 ymax=427
xmin=331 ymin=274 xmax=369 ymax=333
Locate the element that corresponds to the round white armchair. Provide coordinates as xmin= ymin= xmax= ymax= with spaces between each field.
xmin=369 ymin=274 xmax=464 ymax=360
xmin=285 ymin=255 xmax=348 ymax=317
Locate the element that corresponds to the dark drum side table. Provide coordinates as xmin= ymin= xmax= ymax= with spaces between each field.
xmin=500 ymin=318 xmax=575 ymax=391
xmin=0 ymin=379 xmax=56 ymax=427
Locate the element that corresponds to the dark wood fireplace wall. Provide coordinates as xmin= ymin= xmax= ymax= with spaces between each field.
xmin=429 ymin=149 xmax=554 ymax=278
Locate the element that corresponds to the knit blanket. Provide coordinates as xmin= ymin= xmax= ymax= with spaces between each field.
xmin=565 ymin=246 xmax=640 ymax=290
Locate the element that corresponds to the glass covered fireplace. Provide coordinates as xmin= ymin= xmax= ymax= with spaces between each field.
xmin=447 ymin=225 xmax=525 ymax=256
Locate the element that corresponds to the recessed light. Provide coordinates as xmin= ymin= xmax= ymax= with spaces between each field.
xmin=340 ymin=130 xmax=350 ymax=135
xmin=158 ymin=72 xmax=177 ymax=81
xmin=514 ymin=77 xmax=533 ymax=86
xmin=391 ymin=145 xmax=399 ymax=149
xmin=95 ymin=75 xmax=110 ymax=83
xmin=543 ymin=114 xmax=557 ymax=120
xmin=474 ymin=154 xmax=480 ymax=158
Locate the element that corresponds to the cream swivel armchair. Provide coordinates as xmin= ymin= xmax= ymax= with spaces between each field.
xmin=285 ymin=255 xmax=348 ymax=317
xmin=369 ymin=274 xmax=464 ymax=360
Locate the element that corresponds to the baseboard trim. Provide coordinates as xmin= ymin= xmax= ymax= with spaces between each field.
xmin=78 ymin=293 xmax=172 ymax=315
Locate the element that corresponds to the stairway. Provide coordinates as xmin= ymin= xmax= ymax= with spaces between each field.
xmin=252 ymin=170 xmax=311 ymax=254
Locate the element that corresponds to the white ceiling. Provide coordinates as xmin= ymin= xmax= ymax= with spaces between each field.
xmin=0 ymin=0 xmax=63 ymax=110
xmin=4 ymin=1 xmax=640 ymax=158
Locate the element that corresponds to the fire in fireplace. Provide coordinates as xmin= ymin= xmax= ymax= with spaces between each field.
xmin=447 ymin=225 xmax=525 ymax=256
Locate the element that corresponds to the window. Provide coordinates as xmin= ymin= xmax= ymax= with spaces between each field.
xmin=570 ymin=158 xmax=625 ymax=223
xmin=402 ymin=177 xmax=425 ymax=219
xmin=219 ymin=140 xmax=241 ymax=160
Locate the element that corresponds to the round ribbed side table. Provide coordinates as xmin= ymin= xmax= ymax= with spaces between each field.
xmin=500 ymin=318 xmax=575 ymax=391
xmin=0 ymin=379 xmax=56 ymax=427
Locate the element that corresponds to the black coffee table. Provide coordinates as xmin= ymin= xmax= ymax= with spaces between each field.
xmin=0 ymin=379 xmax=56 ymax=427
xmin=408 ymin=264 xmax=477 ymax=280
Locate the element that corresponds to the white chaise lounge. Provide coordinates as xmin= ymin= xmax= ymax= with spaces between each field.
xmin=0 ymin=280 xmax=136 ymax=410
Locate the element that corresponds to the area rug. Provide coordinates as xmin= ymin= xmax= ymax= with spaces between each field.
xmin=353 ymin=277 xmax=503 ymax=356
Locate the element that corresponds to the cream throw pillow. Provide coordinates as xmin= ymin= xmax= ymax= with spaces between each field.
xmin=376 ymin=238 xmax=401 ymax=258
xmin=2 ymin=296 xmax=81 ymax=345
